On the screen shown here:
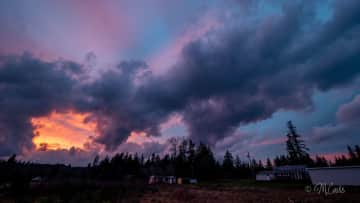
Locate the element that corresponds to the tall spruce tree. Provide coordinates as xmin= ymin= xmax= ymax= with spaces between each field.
xmin=285 ymin=121 xmax=310 ymax=165
xmin=347 ymin=145 xmax=357 ymax=160
xmin=194 ymin=143 xmax=217 ymax=180
xmin=222 ymin=150 xmax=234 ymax=178
xmin=355 ymin=145 xmax=360 ymax=159
xmin=266 ymin=158 xmax=273 ymax=169
xmin=235 ymin=155 xmax=241 ymax=168
xmin=223 ymin=150 xmax=234 ymax=169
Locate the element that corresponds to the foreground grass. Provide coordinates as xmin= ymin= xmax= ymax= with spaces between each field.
xmin=198 ymin=179 xmax=308 ymax=189
xmin=1 ymin=179 xmax=360 ymax=203
xmin=143 ymin=180 xmax=360 ymax=203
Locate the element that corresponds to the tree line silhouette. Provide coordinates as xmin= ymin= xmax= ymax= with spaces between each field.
xmin=1 ymin=121 xmax=360 ymax=189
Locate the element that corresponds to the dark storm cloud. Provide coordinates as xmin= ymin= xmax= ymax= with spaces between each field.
xmin=77 ymin=60 xmax=170 ymax=150
xmin=1 ymin=0 xmax=360 ymax=155
xmin=140 ymin=0 xmax=360 ymax=144
xmin=0 ymin=53 xmax=83 ymax=156
xmin=295 ymin=0 xmax=360 ymax=90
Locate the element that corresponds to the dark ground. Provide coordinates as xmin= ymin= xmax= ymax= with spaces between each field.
xmin=1 ymin=180 xmax=359 ymax=203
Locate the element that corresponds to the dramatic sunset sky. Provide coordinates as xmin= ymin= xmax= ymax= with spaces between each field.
xmin=0 ymin=0 xmax=359 ymax=166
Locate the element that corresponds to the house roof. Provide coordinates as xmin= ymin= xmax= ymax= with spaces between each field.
xmin=274 ymin=165 xmax=307 ymax=171
xmin=307 ymin=166 xmax=360 ymax=170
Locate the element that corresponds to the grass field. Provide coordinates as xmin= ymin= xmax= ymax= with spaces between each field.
xmin=1 ymin=180 xmax=359 ymax=202
xmin=143 ymin=180 xmax=360 ymax=203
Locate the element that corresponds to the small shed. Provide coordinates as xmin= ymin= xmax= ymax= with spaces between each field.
xmin=256 ymin=171 xmax=275 ymax=181
xmin=148 ymin=175 xmax=176 ymax=184
xmin=189 ymin=178 xmax=198 ymax=184
xmin=148 ymin=175 xmax=159 ymax=184
xmin=162 ymin=176 xmax=176 ymax=184
xmin=308 ymin=166 xmax=360 ymax=186
xmin=30 ymin=176 xmax=45 ymax=187
xmin=177 ymin=177 xmax=198 ymax=184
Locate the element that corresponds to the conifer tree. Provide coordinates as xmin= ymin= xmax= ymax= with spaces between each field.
xmin=285 ymin=121 xmax=310 ymax=164
xmin=266 ymin=158 xmax=273 ymax=169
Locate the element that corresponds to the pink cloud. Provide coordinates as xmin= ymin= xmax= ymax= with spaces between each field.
xmin=160 ymin=113 xmax=184 ymax=132
xmin=1 ymin=0 xmax=134 ymax=64
xmin=35 ymin=0 xmax=134 ymax=64
xmin=0 ymin=29 xmax=58 ymax=61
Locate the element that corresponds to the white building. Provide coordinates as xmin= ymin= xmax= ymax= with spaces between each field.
xmin=256 ymin=171 xmax=275 ymax=181
xmin=256 ymin=165 xmax=309 ymax=181
xmin=273 ymin=165 xmax=308 ymax=181
xmin=307 ymin=166 xmax=360 ymax=186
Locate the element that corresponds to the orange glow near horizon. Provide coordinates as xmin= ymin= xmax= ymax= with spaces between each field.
xmin=31 ymin=111 xmax=97 ymax=151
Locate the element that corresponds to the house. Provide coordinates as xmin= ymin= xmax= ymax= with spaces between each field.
xmin=256 ymin=171 xmax=275 ymax=181
xmin=256 ymin=165 xmax=309 ymax=182
xmin=307 ymin=166 xmax=360 ymax=186
xmin=273 ymin=165 xmax=309 ymax=181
